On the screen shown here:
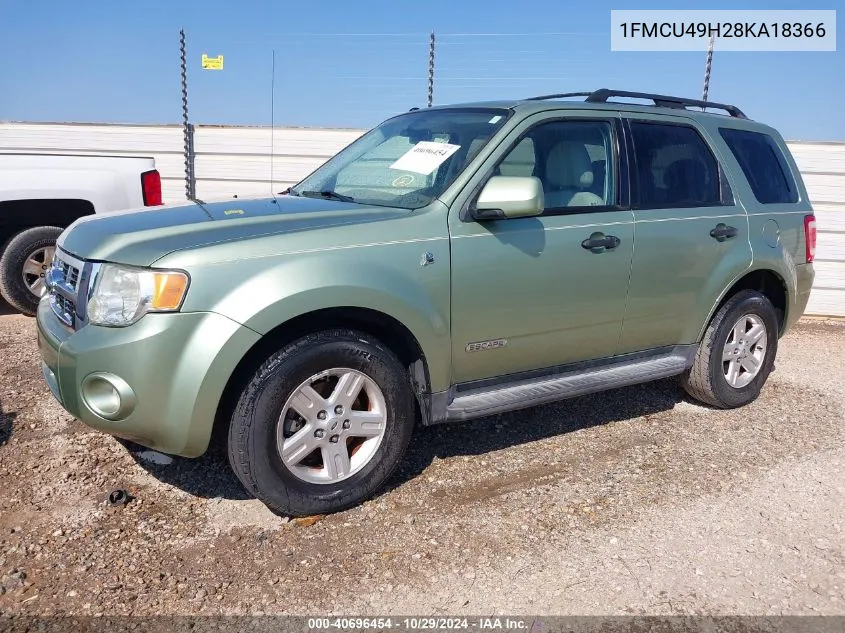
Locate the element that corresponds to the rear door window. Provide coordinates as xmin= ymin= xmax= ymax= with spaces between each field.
xmin=719 ymin=128 xmax=799 ymax=204
xmin=629 ymin=122 xmax=724 ymax=209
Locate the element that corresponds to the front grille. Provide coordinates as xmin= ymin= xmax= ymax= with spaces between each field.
xmin=59 ymin=260 xmax=80 ymax=290
xmin=47 ymin=249 xmax=86 ymax=329
xmin=49 ymin=293 xmax=76 ymax=327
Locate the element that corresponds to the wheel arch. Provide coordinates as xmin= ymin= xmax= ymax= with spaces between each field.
xmin=0 ymin=199 xmax=95 ymax=246
xmin=210 ymin=306 xmax=432 ymax=453
xmin=700 ymin=268 xmax=789 ymax=341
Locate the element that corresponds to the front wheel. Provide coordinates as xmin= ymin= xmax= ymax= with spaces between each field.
xmin=681 ymin=289 xmax=779 ymax=409
xmin=227 ymin=329 xmax=416 ymax=516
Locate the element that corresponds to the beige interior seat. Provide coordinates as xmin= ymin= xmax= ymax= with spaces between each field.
xmin=543 ymin=140 xmax=604 ymax=208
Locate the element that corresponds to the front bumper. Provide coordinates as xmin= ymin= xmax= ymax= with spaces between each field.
xmin=36 ymin=297 xmax=261 ymax=457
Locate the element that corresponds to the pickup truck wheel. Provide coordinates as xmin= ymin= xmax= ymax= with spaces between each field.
xmin=681 ymin=289 xmax=779 ymax=409
xmin=227 ymin=329 xmax=416 ymax=517
xmin=0 ymin=226 xmax=63 ymax=316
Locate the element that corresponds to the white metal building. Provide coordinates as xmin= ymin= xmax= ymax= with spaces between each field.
xmin=1 ymin=122 xmax=843 ymax=316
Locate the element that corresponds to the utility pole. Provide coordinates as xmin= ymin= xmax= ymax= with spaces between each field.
xmin=702 ymin=33 xmax=715 ymax=103
xmin=179 ymin=28 xmax=196 ymax=200
xmin=427 ymin=31 xmax=436 ymax=107
xmin=270 ymin=48 xmax=276 ymax=195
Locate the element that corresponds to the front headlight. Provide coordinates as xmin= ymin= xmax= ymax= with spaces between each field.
xmin=87 ymin=263 xmax=190 ymax=327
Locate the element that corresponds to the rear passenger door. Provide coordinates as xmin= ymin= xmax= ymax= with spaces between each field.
xmin=616 ymin=114 xmax=753 ymax=354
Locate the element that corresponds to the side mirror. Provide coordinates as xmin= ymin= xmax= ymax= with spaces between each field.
xmin=471 ymin=176 xmax=544 ymax=221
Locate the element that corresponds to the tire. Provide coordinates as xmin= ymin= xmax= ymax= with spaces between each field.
xmin=681 ymin=289 xmax=779 ymax=409
xmin=0 ymin=226 xmax=63 ymax=316
xmin=227 ymin=328 xmax=416 ymax=516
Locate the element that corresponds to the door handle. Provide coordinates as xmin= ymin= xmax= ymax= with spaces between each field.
xmin=581 ymin=232 xmax=621 ymax=252
xmin=710 ymin=223 xmax=738 ymax=241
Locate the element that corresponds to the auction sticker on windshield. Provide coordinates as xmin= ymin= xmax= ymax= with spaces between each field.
xmin=389 ymin=141 xmax=461 ymax=175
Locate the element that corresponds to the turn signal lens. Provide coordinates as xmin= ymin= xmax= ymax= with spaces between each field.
xmin=152 ymin=272 xmax=189 ymax=310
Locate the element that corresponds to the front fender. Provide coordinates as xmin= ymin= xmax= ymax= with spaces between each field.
xmin=180 ymin=242 xmax=453 ymax=391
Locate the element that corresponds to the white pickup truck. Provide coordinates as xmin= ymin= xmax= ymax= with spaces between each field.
xmin=0 ymin=153 xmax=163 ymax=315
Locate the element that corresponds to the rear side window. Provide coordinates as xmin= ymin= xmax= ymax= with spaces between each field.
xmin=629 ymin=122 xmax=723 ymax=209
xmin=719 ymin=128 xmax=799 ymax=204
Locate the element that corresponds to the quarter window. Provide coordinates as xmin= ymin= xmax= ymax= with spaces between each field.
xmin=491 ymin=120 xmax=616 ymax=212
xmin=719 ymin=128 xmax=798 ymax=204
xmin=630 ymin=122 xmax=723 ymax=209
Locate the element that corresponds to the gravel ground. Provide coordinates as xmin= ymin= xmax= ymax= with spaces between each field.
xmin=0 ymin=300 xmax=843 ymax=618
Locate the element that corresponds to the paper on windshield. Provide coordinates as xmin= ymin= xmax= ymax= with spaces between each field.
xmin=389 ymin=141 xmax=461 ymax=175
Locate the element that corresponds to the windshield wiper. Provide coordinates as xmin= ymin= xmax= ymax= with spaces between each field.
xmin=299 ymin=190 xmax=355 ymax=203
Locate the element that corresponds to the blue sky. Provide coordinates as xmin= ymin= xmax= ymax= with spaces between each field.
xmin=1 ymin=0 xmax=842 ymax=140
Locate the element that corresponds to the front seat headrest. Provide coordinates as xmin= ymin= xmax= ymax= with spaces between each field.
xmin=545 ymin=141 xmax=594 ymax=190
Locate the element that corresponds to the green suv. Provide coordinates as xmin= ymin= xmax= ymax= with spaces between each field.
xmin=36 ymin=89 xmax=816 ymax=516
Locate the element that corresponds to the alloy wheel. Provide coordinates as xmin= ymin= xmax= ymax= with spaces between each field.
xmin=276 ymin=368 xmax=387 ymax=484
xmin=21 ymin=245 xmax=55 ymax=298
xmin=722 ymin=314 xmax=768 ymax=389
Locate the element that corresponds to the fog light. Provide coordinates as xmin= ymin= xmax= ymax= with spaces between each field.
xmin=81 ymin=373 xmax=136 ymax=421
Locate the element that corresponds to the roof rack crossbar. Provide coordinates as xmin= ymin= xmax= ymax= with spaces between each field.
xmin=524 ymin=88 xmax=748 ymax=119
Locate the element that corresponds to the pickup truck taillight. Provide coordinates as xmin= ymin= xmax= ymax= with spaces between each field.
xmin=141 ymin=170 xmax=163 ymax=206
xmin=804 ymin=214 xmax=817 ymax=263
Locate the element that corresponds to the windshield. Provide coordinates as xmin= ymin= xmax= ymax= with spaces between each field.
xmin=289 ymin=108 xmax=511 ymax=210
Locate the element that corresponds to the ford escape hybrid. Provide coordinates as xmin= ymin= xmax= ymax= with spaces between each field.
xmin=36 ymin=89 xmax=816 ymax=516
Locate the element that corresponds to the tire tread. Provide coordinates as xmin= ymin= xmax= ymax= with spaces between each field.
xmin=681 ymin=289 xmax=777 ymax=409
xmin=227 ymin=328 xmax=414 ymax=516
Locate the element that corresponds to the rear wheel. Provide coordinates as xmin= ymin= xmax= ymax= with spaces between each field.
xmin=227 ymin=329 xmax=416 ymax=516
xmin=0 ymin=226 xmax=63 ymax=316
xmin=681 ymin=290 xmax=779 ymax=408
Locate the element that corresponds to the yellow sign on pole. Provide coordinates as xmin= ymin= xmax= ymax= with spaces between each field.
xmin=201 ymin=54 xmax=224 ymax=70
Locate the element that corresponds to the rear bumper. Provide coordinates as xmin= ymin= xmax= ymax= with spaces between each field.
xmin=36 ymin=297 xmax=260 ymax=457
xmin=786 ymin=262 xmax=815 ymax=333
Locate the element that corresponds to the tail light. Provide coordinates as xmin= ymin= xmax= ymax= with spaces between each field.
xmin=804 ymin=214 xmax=816 ymax=263
xmin=141 ymin=170 xmax=163 ymax=206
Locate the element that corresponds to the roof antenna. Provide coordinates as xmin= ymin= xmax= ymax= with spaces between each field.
xmin=270 ymin=48 xmax=277 ymax=199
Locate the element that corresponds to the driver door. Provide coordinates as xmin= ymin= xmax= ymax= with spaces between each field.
xmin=448 ymin=114 xmax=636 ymax=385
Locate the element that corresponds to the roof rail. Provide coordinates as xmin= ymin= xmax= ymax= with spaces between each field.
xmin=524 ymin=91 xmax=593 ymax=101
xmin=525 ymin=88 xmax=748 ymax=119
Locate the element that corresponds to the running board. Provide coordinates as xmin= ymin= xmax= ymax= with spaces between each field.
xmin=440 ymin=346 xmax=696 ymax=423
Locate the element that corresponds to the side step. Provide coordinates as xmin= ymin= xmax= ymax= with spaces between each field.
xmin=444 ymin=347 xmax=694 ymax=422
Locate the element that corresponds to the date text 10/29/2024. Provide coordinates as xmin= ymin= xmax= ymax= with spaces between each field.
xmin=307 ymin=617 xmax=538 ymax=632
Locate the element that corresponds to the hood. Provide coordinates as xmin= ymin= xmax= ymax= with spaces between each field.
xmin=58 ymin=195 xmax=411 ymax=266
